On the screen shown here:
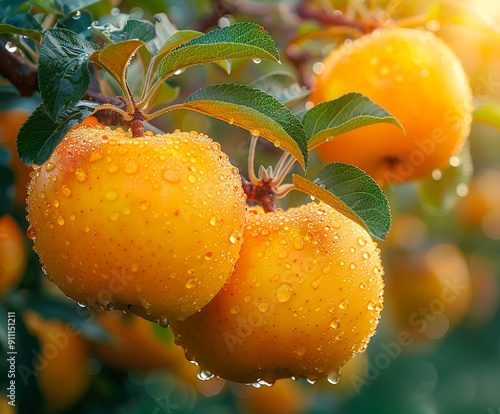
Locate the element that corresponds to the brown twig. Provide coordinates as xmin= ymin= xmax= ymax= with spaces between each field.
xmin=0 ymin=41 xmax=38 ymax=97
xmin=241 ymin=176 xmax=276 ymax=213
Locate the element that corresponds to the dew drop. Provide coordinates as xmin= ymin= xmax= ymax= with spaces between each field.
xmin=53 ymin=199 xmax=59 ymax=208
xmin=311 ymin=277 xmax=322 ymax=289
xmin=359 ymin=283 xmax=366 ymax=289
xmin=97 ymin=291 xmax=114 ymax=311
xmin=109 ymin=211 xmax=120 ymax=221
xmin=327 ymin=370 xmax=342 ymax=385
xmin=322 ymin=266 xmax=331 ymax=275
xmin=277 ymin=251 xmax=288 ymax=259
xmin=140 ymin=200 xmax=150 ymax=211
xmin=39 ymin=191 xmax=46 ymax=199
xmin=62 ymin=184 xmax=72 ymax=197
xmin=188 ymin=174 xmax=197 ymax=183
xmin=45 ymin=162 xmax=55 ymax=172
xmin=209 ymin=216 xmax=217 ymax=226
xmin=350 ymin=263 xmax=357 ymax=269
xmin=84 ymin=224 xmax=90 ymax=233
xmin=258 ymin=302 xmax=270 ymax=313
xmin=363 ymin=252 xmax=370 ymax=259
xmin=57 ymin=216 xmax=65 ymax=226
xmin=367 ymin=299 xmax=376 ymax=310
xmin=229 ymin=229 xmax=241 ymax=244
xmin=75 ymin=169 xmax=88 ymax=182
xmin=306 ymin=378 xmax=317 ymax=385
xmin=105 ymin=188 xmax=118 ymax=201
xmin=293 ymin=237 xmax=304 ymax=250
xmin=162 ymin=169 xmax=180 ymax=183
xmin=27 ymin=226 xmax=37 ymax=240
xmin=339 ymin=298 xmax=348 ymax=309
xmin=107 ymin=164 xmax=119 ymax=174
xmin=89 ymin=152 xmax=103 ymax=163
xmin=124 ymin=162 xmax=139 ymax=174
xmin=244 ymin=294 xmax=252 ymax=303
xmin=252 ymin=58 xmax=262 ymax=64
xmin=204 ymin=252 xmax=213 ymax=260
xmin=251 ymin=129 xmax=260 ymax=136
xmin=185 ymin=278 xmax=197 ymax=289
xmin=229 ymin=118 xmax=234 ymax=124
xmin=276 ymin=283 xmax=293 ymax=303
xmin=157 ymin=316 xmax=170 ymax=328
xmin=358 ymin=237 xmax=366 ymax=246
xmin=230 ymin=305 xmax=240 ymax=314
xmin=329 ymin=317 xmax=340 ymax=329
xmin=197 ymin=368 xmax=214 ymax=381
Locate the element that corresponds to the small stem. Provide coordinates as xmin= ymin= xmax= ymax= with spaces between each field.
xmin=273 ymin=152 xmax=291 ymax=180
xmin=143 ymin=103 xmax=181 ymax=121
xmin=138 ymin=76 xmax=168 ymax=110
xmin=272 ymin=157 xmax=296 ymax=188
xmin=248 ymin=134 xmax=260 ymax=186
xmin=91 ymin=103 xmax=134 ymax=121
xmin=141 ymin=55 xmax=157 ymax=102
xmin=274 ymin=183 xmax=295 ymax=198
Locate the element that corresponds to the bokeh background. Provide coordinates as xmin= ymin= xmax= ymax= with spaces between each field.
xmin=1 ymin=1 xmax=500 ymax=413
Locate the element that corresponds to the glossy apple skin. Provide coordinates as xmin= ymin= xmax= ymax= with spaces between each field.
xmin=171 ymin=203 xmax=384 ymax=384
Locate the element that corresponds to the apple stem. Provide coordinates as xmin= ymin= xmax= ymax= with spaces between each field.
xmin=241 ymin=176 xmax=277 ymax=212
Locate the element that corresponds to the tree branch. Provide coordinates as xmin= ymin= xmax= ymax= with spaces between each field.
xmin=0 ymin=41 xmax=38 ymax=97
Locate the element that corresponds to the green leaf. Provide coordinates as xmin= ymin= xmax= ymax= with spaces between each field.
xmin=147 ymin=12 xmax=178 ymax=55
xmin=0 ymin=22 xmax=42 ymax=41
xmin=417 ymin=143 xmax=473 ymax=215
xmin=150 ymin=82 xmax=180 ymax=107
xmin=90 ymin=39 xmax=144 ymax=93
xmin=17 ymin=101 xmax=98 ymax=165
xmin=157 ymin=22 xmax=280 ymax=81
xmin=304 ymin=92 xmax=404 ymax=150
xmin=107 ymin=18 xmax=156 ymax=43
xmin=153 ymin=29 xmax=202 ymax=62
xmin=38 ymin=28 xmax=100 ymax=121
xmin=54 ymin=0 xmax=103 ymax=15
xmin=252 ymin=71 xmax=309 ymax=106
xmin=4 ymin=11 xmax=42 ymax=30
xmin=30 ymin=0 xmax=63 ymax=16
xmin=474 ymin=100 xmax=500 ymax=130
xmin=179 ymin=83 xmax=308 ymax=170
xmin=292 ymin=162 xmax=391 ymax=240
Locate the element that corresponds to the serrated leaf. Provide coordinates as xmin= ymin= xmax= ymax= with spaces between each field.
xmin=178 ymin=83 xmax=308 ymax=169
xmin=292 ymin=162 xmax=391 ymax=240
xmin=154 ymin=29 xmax=202 ymax=58
xmin=157 ymin=22 xmax=280 ymax=81
xmin=38 ymin=28 xmax=100 ymax=121
xmin=252 ymin=71 xmax=309 ymax=106
xmin=474 ymin=100 xmax=500 ymax=130
xmin=417 ymin=143 xmax=473 ymax=214
xmin=58 ymin=11 xmax=92 ymax=39
xmin=90 ymin=39 xmax=143 ymax=93
xmin=305 ymin=93 xmax=404 ymax=150
xmin=0 ymin=23 xmax=42 ymax=41
xmin=17 ymin=101 xmax=98 ymax=165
